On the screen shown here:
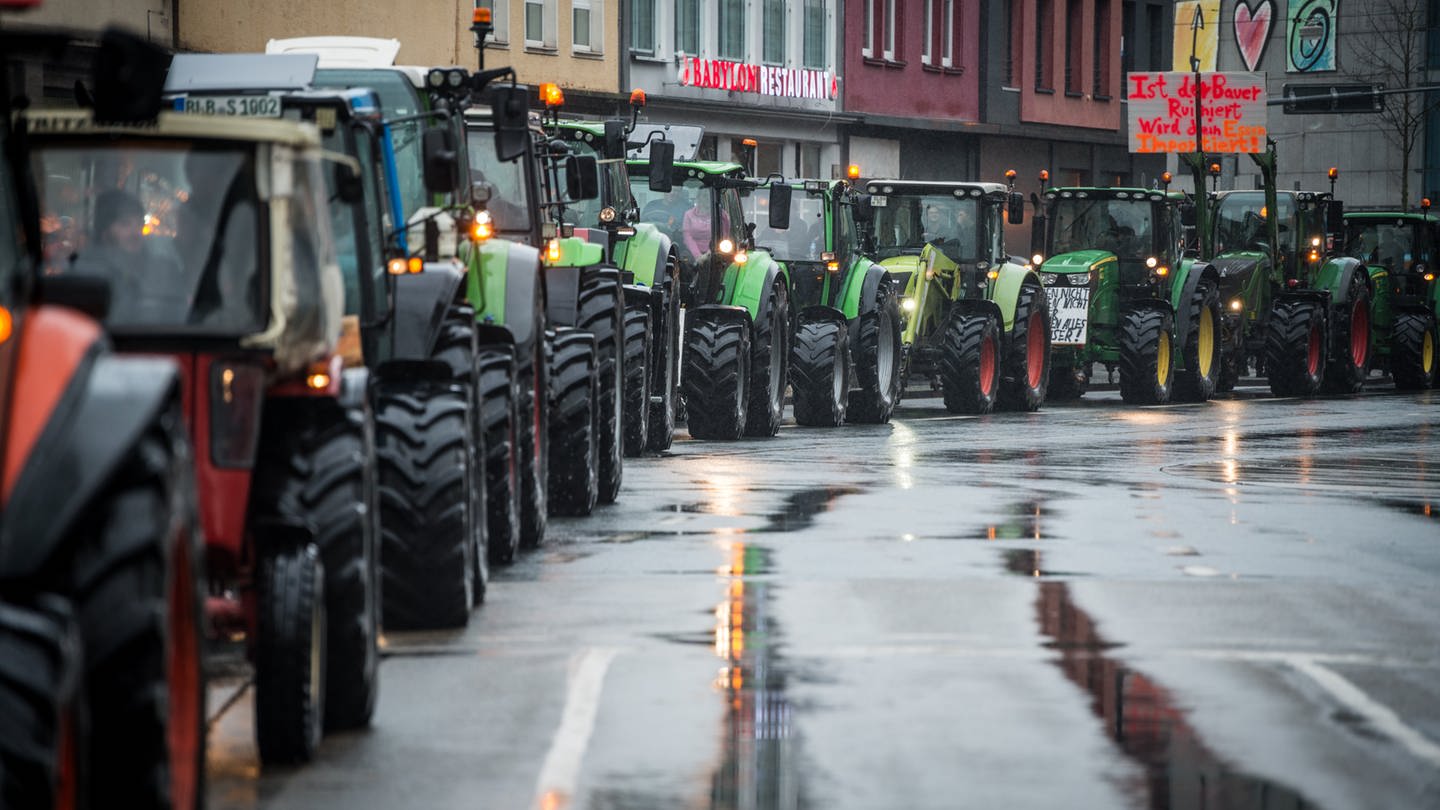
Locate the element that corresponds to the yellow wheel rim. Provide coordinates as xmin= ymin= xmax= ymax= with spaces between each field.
xmin=1424 ymin=329 xmax=1435 ymax=373
xmin=1157 ymin=331 xmax=1172 ymax=385
xmin=1196 ymin=307 xmax=1215 ymax=378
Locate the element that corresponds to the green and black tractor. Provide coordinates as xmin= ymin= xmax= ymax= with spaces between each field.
xmin=1189 ymin=146 xmax=1371 ymax=396
xmin=1031 ymin=176 xmax=1221 ymax=404
xmin=626 ymin=152 xmax=791 ymax=440
xmin=865 ymin=177 xmax=1051 ymax=412
xmin=748 ymin=177 xmax=902 ymax=425
xmin=1343 ymin=204 xmax=1438 ymax=388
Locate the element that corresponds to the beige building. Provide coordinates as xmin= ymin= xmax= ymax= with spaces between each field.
xmin=177 ymin=0 xmax=618 ymax=97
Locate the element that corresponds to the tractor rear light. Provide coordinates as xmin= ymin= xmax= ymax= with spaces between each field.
xmin=209 ymin=362 xmax=265 ymax=468
xmin=547 ymin=238 xmax=561 ymax=262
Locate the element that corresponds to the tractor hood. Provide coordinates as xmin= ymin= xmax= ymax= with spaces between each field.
xmin=1041 ymin=249 xmax=1114 ymax=274
xmin=878 ymin=254 xmax=924 ymax=275
xmin=1210 ymin=252 xmax=1266 ymax=279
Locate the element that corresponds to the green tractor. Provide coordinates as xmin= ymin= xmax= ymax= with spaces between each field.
xmin=627 ymin=154 xmax=791 ymax=439
xmin=1190 ymin=147 xmax=1370 ymax=396
xmin=864 ymin=177 xmax=1051 ymax=412
xmin=1031 ymin=177 xmax=1221 ymax=404
xmin=1342 ymin=204 xmax=1439 ymax=388
xmin=748 ymin=177 xmax=902 ymax=425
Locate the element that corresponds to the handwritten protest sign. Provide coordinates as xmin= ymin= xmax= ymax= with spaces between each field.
xmin=1127 ymin=72 xmax=1267 ymax=154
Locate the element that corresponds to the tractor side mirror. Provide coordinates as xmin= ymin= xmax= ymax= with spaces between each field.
xmin=334 ymin=161 xmax=364 ymax=204
xmin=1007 ymin=192 xmax=1025 ymax=225
xmin=91 ymin=27 xmax=171 ymax=124
xmin=1180 ymin=202 xmax=1197 ymax=228
xmin=1030 ymin=215 xmax=1047 ymax=258
xmin=1326 ymin=200 xmax=1345 ymax=238
xmin=852 ymin=194 xmax=875 ymax=224
xmin=566 ymin=154 xmax=600 ymax=201
xmin=648 ymin=140 xmax=675 ymax=192
xmin=768 ymin=184 xmax=792 ymax=230
xmin=602 ymin=120 xmax=626 ymax=160
xmin=492 ymin=84 xmax=530 ymax=162
xmin=422 ymin=126 xmax=460 ymax=194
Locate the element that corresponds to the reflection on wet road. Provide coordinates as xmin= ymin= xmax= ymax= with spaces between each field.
xmin=207 ymin=385 xmax=1440 ymax=810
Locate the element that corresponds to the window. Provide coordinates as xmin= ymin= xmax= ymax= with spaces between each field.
xmin=573 ymin=0 xmax=602 ymax=53
xmin=1065 ymin=0 xmax=1081 ymax=93
xmin=1004 ymin=0 xmax=1018 ymax=85
xmin=883 ymin=0 xmax=897 ymax=60
xmin=525 ymin=0 xmax=556 ymax=49
xmin=1093 ymin=0 xmax=1110 ymax=97
xmin=676 ymin=0 xmax=700 ymax=55
xmin=863 ymin=0 xmax=875 ymax=57
xmin=475 ymin=0 xmax=509 ymax=46
xmin=942 ymin=0 xmax=955 ymax=68
xmin=800 ymin=143 xmax=822 ymax=178
xmin=923 ymin=1 xmax=933 ymax=63
xmin=1035 ymin=0 xmax=1053 ymax=90
xmin=763 ymin=0 xmax=786 ymax=63
xmin=1146 ymin=4 xmax=1161 ymax=72
xmin=1120 ymin=0 xmax=1135 ymax=95
xmin=803 ymin=0 xmax=826 ymax=68
xmin=719 ymin=0 xmax=745 ymax=59
xmin=631 ymin=0 xmax=655 ymax=54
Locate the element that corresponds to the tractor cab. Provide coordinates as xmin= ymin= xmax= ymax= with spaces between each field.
xmin=1344 ymin=208 xmax=1440 ymax=388
xmin=750 ymin=178 xmax=869 ymax=312
xmin=627 ymin=160 xmax=754 ymax=309
xmin=1036 ymin=187 xmax=1185 ymax=294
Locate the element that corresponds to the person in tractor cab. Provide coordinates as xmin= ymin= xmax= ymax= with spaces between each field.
xmin=922 ymin=203 xmax=954 ymax=243
xmin=73 ymin=189 xmax=186 ymax=323
xmin=682 ymin=195 xmax=715 ymax=260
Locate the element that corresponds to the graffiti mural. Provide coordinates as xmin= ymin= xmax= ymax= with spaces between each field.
xmin=1233 ymin=0 xmax=1274 ymax=71
xmin=1172 ymin=0 xmax=1221 ymax=71
xmin=1287 ymin=0 xmax=1338 ymax=72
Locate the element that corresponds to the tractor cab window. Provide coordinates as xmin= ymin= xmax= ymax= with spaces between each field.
xmin=720 ymin=186 xmax=747 ymax=249
xmin=1346 ymin=220 xmax=1418 ymax=271
xmin=465 ymin=127 xmax=533 ymax=234
xmin=749 ymin=186 xmax=824 ymax=262
xmin=1214 ymin=191 xmax=1295 ymax=254
xmin=631 ymin=175 xmax=716 ymax=265
xmin=868 ymin=191 xmax=982 ymax=262
xmin=1050 ymin=197 xmax=1153 ymax=259
xmin=33 ymin=141 xmax=266 ymax=335
xmin=315 ymin=69 xmax=428 ymax=219
xmin=320 ymin=123 xmax=364 ymax=315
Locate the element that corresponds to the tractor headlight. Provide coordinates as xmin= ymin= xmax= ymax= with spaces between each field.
xmin=901 ymin=298 xmax=917 ymax=313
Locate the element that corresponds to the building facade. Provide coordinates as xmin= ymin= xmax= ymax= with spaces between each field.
xmin=623 ymin=0 xmax=848 ymax=177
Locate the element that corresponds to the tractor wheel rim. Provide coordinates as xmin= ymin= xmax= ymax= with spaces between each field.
xmin=1197 ymin=307 xmax=1215 ymax=378
xmin=832 ymin=339 xmax=845 ymax=404
xmin=1307 ymin=318 xmax=1322 ymax=375
xmin=1026 ymin=311 xmax=1045 ymax=389
xmin=1423 ymin=329 xmax=1435 ymax=374
xmin=768 ymin=313 xmax=784 ymax=405
xmin=167 ymin=532 xmax=200 ymax=809
xmin=980 ymin=330 xmax=997 ymax=396
xmin=1157 ymin=330 xmax=1172 ymax=386
xmin=1350 ymin=300 xmax=1369 ymax=367
xmin=877 ymin=309 xmax=896 ymax=391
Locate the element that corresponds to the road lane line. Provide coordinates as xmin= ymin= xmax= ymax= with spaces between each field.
xmin=1290 ymin=658 xmax=1440 ymax=768
xmin=533 ymin=646 xmax=619 ymax=809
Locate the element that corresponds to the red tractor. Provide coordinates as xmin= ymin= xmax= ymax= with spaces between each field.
xmin=20 ymin=39 xmax=377 ymax=768
xmin=0 ymin=26 xmax=206 ymax=809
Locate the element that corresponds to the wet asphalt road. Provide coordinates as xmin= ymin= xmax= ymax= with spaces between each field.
xmin=207 ymin=380 xmax=1440 ymax=810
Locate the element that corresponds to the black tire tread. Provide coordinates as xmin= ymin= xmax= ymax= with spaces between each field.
xmin=1266 ymin=299 xmax=1327 ymax=397
xmin=939 ymin=312 xmax=1001 ymax=414
xmin=684 ymin=317 xmax=750 ymax=440
xmin=1391 ymin=312 xmax=1437 ymax=389
xmin=997 ymin=285 xmax=1051 ymax=411
xmin=548 ymin=329 xmax=599 ymax=516
xmin=791 ymin=319 xmax=849 ymax=427
xmin=477 ymin=348 xmax=523 ymax=565
xmin=1173 ymin=282 xmax=1221 ymax=403
xmin=745 ymin=284 xmax=789 ymax=437
xmin=577 ymin=273 xmax=625 ymax=503
xmin=255 ymin=546 xmax=325 ymax=766
xmin=622 ymin=306 xmax=651 ymax=456
xmin=1118 ymin=307 xmax=1174 ymax=405
xmin=848 ymin=286 xmax=903 ymax=423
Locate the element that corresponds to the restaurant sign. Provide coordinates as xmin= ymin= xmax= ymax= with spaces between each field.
xmin=679 ymin=56 xmax=838 ymax=100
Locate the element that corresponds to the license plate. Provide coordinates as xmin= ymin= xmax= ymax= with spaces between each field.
xmin=1045 ymin=286 xmax=1090 ymax=346
xmin=175 ymin=95 xmax=281 ymax=118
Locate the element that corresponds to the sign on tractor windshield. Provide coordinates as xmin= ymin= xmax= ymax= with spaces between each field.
xmin=1126 ymin=72 xmax=1266 ymax=154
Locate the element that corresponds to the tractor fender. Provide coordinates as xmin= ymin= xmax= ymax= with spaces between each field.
xmin=728 ymin=254 xmax=789 ymax=323
xmin=688 ymin=304 xmax=752 ymax=329
xmin=843 ymin=261 xmax=889 ymax=323
xmin=372 ymin=359 xmax=455 ymax=385
xmin=0 ymin=352 xmax=181 ymax=582
xmin=391 ymin=259 xmax=466 ymax=362
xmin=1314 ymin=256 xmax=1369 ymax=305
xmin=546 ymin=265 xmax=582 ymax=326
xmin=619 ymin=224 xmax=671 ymax=289
xmin=1276 ymin=288 xmax=1331 ymax=308
xmin=798 ymin=304 xmax=848 ymax=327
xmin=947 ymin=296 xmax=1004 ymax=328
xmin=478 ymin=240 xmax=546 ymax=352
xmin=1171 ymin=259 xmax=1220 ymax=348
xmin=990 ymin=263 xmax=1038 ymax=333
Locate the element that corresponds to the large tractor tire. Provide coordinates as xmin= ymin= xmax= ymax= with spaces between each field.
xmin=791 ymin=318 xmax=850 ymax=427
xmin=67 ymin=405 xmax=206 ymax=806
xmin=478 ymin=347 xmax=523 ymax=567
xmin=1173 ymin=282 xmax=1221 ymax=403
xmin=255 ymin=544 xmax=326 ymax=766
xmin=1118 ymin=307 xmax=1175 ymax=405
xmin=0 ymin=597 xmax=84 ymax=810
xmin=684 ymin=316 xmax=752 ymax=440
xmin=518 ymin=309 xmax=549 ymax=550
xmin=848 ymin=286 xmax=902 ymax=423
xmin=745 ymin=282 xmax=790 ymax=437
xmin=1322 ymin=274 xmax=1372 ymax=393
xmin=1266 ymin=299 xmax=1327 ymax=397
xmin=998 ymin=285 xmax=1051 ymax=411
xmin=1391 ymin=312 xmax=1437 ymax=389
xmin=375 ymin=387 xmax=476 ymax=630
xmin=578 ymin=272 xmax=625 ymax=504
xmin=939 ymin=312 xmax=1001 ymax=414
xmin=622 ymin=305 xmax=652 ymax=457
xmin=647 ymin=255 xmax=682 ymax=452
xmin=252 ymin=405 xmax=378 ymax=732
xmin=548 ymin=329 xmax=600 ymax=516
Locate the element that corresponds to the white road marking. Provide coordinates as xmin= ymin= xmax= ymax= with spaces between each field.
xmin=1288 ymin=657 xmax=1440 ymax=768
xmin=533 ymin=647 xmax=619 ymax=809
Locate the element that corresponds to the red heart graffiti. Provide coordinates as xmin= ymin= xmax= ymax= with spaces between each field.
xmin=1234 ymin=0 xmax=1273 ymax=71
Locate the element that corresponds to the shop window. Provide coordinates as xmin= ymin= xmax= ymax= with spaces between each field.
xmin=719 ymin=0 xmax=745 ymax=60
xmin=803 ymin=0 xmax=827 ymax=68
xmin=757 ymin=142 xmax=783 ymax=178
xmin=800 ymin=143 xmax=822 ymax=179
xmin=475 ymin=0 xmax=509 ymax=45
xmin=630 ymin=0 xmax=656 ymax=54
xmin=525 ymin=0 xmax=556 ymax=50
xmin=676 ymin=0 xmax=700 ymax=55
xmin=697 ymin=135 xmax=718 ymax=162
xmin=763 ymin=0 xmax=786 ymax=64
xmin=573 ymin=0 xmax=603 ymax=54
